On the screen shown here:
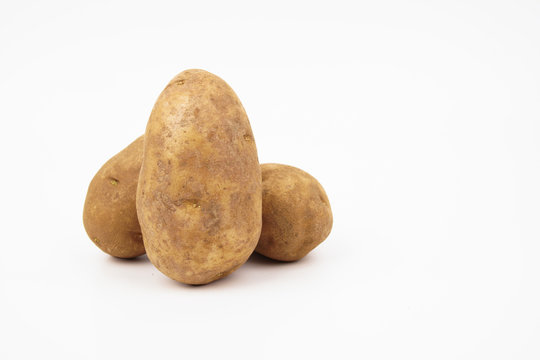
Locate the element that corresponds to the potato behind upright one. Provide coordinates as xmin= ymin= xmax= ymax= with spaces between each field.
xmin=83 ymin=136 xmax=145 ymax=258
xmin=256 ymin=163 xmax=333 ymax=261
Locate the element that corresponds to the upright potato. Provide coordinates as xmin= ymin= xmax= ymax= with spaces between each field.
xmin=83 ymin=136 xmax=145 ymax=258
xmin=256 ymin=164 xmax=333 ymax=261
xmin=137 ymin=69 xmax=262 ymax=285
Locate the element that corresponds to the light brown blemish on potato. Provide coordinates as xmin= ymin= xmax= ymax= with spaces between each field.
xmin=171 ymin=198 xmax=201 ymax=208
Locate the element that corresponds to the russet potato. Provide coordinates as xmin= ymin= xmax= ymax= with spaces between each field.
xmin=256 ymin=163 xmax=333 ymax=261
xmin=136 ymin=69 xmax=262 ymax=285
xmin=83 ymin=136 xmax=145 ymax=259
xmin=83 ymin=70 xmax=333 ymax=280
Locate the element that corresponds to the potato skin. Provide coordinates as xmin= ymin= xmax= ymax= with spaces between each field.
xmin=83 ymin=136 xmax=145 ymax=258
xmin=256 ymin=164 xmax=332 ymax=261
xmin=137 ymin=69 xmax=262 ymax=285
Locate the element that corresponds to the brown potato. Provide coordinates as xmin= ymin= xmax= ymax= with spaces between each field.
xmin=256 ymin=163 xmax=333 ymax=261
xmin=83 ymin=136 xmax=145 ymax=258
xmin=136 ymin=69 xmax=262 ymax=285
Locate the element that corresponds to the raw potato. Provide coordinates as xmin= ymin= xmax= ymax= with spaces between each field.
xmin=137 ymin=69 xmax=262 ymax=285
xmin=83 ymin=136 xmax=145 ymax=258
xmin=256 ymin=163 xmax=333 ymax=261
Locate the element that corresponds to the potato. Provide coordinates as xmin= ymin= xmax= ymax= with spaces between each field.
xmin=83 ymin=136 xmax=145 ymax=258
xmin=256 ymin=163 xmax=332 ymax=261
xmin=136 ymin=69 xmax=262 ymax=285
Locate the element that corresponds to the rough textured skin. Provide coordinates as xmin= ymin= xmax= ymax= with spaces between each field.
xmin=137 ymin=69 xmax=262 ymax=285
xmin=256 ymin=164 xmax=333 ymax=261
xmin=83 ymin=136 xmax=145 ymax=258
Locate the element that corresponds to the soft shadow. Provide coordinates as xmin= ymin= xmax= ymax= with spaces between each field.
xmin=107 ymin=253 xmax=150 ymax=265
xmin=162 ymin=267 xmax=247 ymax=290
xmin=164 ymin=253 xmax=297 ymax=290
xmin=246 ymin=251 xmax=304 ymax=267
xmin=167 ymin=273 xmax=239 ymax=289
xmin=108 ymin=252 xmax=317 ymax=289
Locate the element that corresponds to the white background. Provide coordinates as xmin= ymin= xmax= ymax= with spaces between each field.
xmin=1 ymin=0 xmax=539 ymax=359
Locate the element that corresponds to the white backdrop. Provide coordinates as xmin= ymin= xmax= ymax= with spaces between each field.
xmin=1 ymin=1 xmax=540 ymax=359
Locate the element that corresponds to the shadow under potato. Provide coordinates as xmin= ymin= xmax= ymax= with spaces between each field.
xmin=107 ymin=253 xmax=149 ymax=265
xmin=247 ymin=251 xmax=302 ymax=266
xmin=104 ymin=250 xmax=311 ymax=287
xmin=163 ymin=252 xmax=307 ymax=288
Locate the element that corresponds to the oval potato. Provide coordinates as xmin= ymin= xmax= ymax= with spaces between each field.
xmin=256 ymin=163 xmax=333 ymax=261
xmin=83 ymin=136 xmax=145 ymax=258
xmin=136 ymin=69 xmax=262 ymax=285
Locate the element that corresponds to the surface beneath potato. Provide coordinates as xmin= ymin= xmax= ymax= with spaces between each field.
xmin=136 ymin=69 xmax=262 ymax=285
xmin=83 ymin=136 xmax=145 ymax=258
xmin=256 ymin=163 xmax=333 ymax=261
